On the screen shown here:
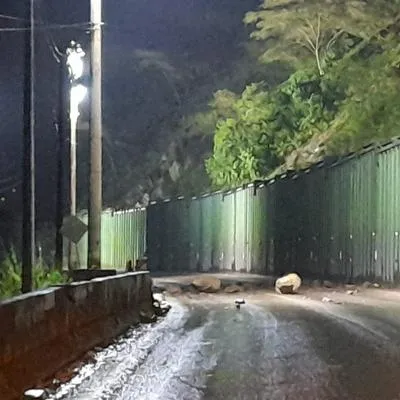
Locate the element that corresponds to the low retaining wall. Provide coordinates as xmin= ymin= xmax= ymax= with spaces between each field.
xmin=0 ymin=272 xmax=153 ymax=400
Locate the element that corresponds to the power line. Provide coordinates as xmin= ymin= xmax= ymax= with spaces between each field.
xmin=0 ymin=13 xmax=25 ymax=22
xmin=0 ymin=22 xmax=93 ymax=32
xmin=36 ymin=1 xmax=63 ymax=62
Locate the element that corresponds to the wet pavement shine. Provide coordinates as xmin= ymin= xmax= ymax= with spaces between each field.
xmin=52 ymin=290 xmax=400 ymax=400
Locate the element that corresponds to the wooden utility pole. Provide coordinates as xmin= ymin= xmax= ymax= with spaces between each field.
xmin=68 ymin=84 xmax=78 ymax=269
xmin=22 ymin=0 xmax=35 ymax=293
xmin=88 ymin=0 xmax=103 ymax=269
xmin=55 ymin=53 xmax=68 ymax=271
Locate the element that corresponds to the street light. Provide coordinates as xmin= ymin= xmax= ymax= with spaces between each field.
xmin=67 ymin=41 xmax=85 ymax=80
xmin=66 ymin=42 xmax=86 ymax=269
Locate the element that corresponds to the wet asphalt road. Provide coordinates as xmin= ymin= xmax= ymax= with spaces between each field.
xmin=53 ymin=290 xmax=400 ymax=400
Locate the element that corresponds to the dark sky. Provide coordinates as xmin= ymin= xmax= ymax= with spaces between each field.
xmin=0 ymin=0 xmax=259 ymax=222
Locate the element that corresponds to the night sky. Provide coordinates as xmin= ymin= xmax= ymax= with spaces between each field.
xmin=0 ymin=0 xmax=259 ymax=224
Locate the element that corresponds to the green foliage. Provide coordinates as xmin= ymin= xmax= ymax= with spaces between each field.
xmin=327 ymin=45 xmax=400 ymax=153
xmin=182 ymin=90 xmax=239 ymax=138
xmin=206 ymin=84 xmax=276 ymax=188
xmin=33 ymin=268 xmax=70 ymax=290
xmin=203 ymin=0 xmax=400 ymax=188
xmin=244 ymin=0 xmax=397 ymax=75
xmin=0 ymin=256 xmax=21 ymax=299
xmin=206 ymin=71 xmax=343 ymax=188
xmin=0 ymin=251 xmax=70 ymax=300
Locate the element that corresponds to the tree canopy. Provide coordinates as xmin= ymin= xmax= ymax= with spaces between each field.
xmin=204 ymin=0 xmax=400 ymax=189
xmin=244 ymin=0 xmax=398 ymax=75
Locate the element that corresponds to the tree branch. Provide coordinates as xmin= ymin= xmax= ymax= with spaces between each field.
xmin=316 ymin=14 xmax=321 ymax=48
xmin=305 ymin=18 xmax=317 ymax=41
xmin=298 ymin=28 xmax=316 ymax=52
xmin=326 ymin=29 xmax=344 ymax=52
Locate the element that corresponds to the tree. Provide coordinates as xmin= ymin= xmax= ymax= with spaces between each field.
xmin=206 ymin=70 xmax=343 ymax=188
xmin=244 ymin=0 xmax=397 ymax=75
xmin=326 ymin=44 xmax=400 ymax=153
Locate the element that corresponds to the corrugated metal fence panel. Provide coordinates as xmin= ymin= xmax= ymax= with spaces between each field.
xmin=188 ymin=198 xmax=201 ymax=271
xmin=211 ymin=192 xmax=223 ymax=270
xmin=327 ymin=161 xmax=351 ymax=279
xmin=76 ymin=208 xmax=146 ymax=270
xmin=101 ymin=211 xmax=114 ymax=268
xmin=146 ymin=202 xmax=163 ymax=271
xmin=377 ymin=147 xmax=400 ymax=281
xmin=234 ymin=188 xmax=247 ymax=272
xmin=250 ymin=184 xmax=268 ymax=274
xmin=144 ymin=141 xmax=400 ymax=282
xmin=199 ymin=195 xmax=214 ymax=271
xmin=349 ymin=153 xmax=377 ymax=280
xmin=220 ymin=191 xmax=235 ymax=271
xmin=265 ymin=182 xmax=276 ymax=275
xmin=162 ymin=199 xmax=189 ymax=271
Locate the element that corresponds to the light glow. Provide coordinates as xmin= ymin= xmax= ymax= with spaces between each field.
xmin=71 ymin=84 xmax=87 ymax=107
xmin=66 ymin=43 xmax=85 ymax=80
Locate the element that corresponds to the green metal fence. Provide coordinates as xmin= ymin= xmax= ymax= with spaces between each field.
xmin=147 ymin=140 xmax=400 ymax=282
xmin=76 ymin=208 xmax=146 ymax=269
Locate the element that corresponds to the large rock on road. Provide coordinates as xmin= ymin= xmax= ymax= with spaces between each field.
xmin=192 ymin=276 xmax=222 ymax=293
xmin=275 ymin=273 xmax=302 ymax=294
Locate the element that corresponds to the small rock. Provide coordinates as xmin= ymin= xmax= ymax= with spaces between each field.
xmin=322 ymin=296 xmax=334 ymax=303
xmin=362 ymin=281 xmax=372 ymax=289
xmin=160 ymin=300 xmax=171 ymax=309
xmin=224 ymin=284 xmax=243 ymax=294
xmin=182 ymin=284 xmax=199 ymax=294
xmin=345 ymin=284 xmax=356 ymax=290
xmin=24 ymin=389 xmax=47 ymax=400
xmin=154 ymin=300 xmax=171 ymax=316
xmin=323 ymin=280 xmax=335 ymax=288
xmin=153 ymin=293 xmax=165 ymax=303
xmin=322 ymin=297 xmax=342 ymax=304
xmin=139 ymin=310 xmax=157 ymax=324
xmin=346 ymin=289 xmax=358 ymax=295
xmin=373 ymin=283 xmax=380 ymax=288
xmin=165 ymin=284 xmax=182 ymax=296
xmin=192 ymin=276 xmax=221 ymax=293
xmin=275 ymin=273 xmax=302 ymax=294
xmin=152 ymin=285 xmax=165 ymax=294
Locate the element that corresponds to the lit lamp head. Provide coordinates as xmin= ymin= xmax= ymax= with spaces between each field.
xmin=70 ymin=84 xmax=87 ymax=107
xmin=70 ymin=84 xmax=87 ymax=121
xmin=67 ymin=42 xmax=87 ymax=117
xmin=66 ymin=41 xmax=85 ymax=81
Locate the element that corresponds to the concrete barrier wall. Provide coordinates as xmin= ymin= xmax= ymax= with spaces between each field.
xmin=0 ymin=272 xmax=153 ymax=400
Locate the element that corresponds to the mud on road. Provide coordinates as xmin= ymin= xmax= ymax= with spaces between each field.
xmin=52 ymin=286 xmax=400 ymax=400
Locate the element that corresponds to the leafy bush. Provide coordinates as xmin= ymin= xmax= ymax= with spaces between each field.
xmin=206 ymin=71 xmax=343 ymax=188
xmin=0 ymin=252 xmax=70 ymax=300
xmin=0 ymin=258 xmax=21 ymax=299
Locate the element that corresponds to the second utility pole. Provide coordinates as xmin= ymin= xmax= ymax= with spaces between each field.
xmin=22 ymin=0 xmax=35 ymax=292
xmin=88 ymin=0 xmax=103 ymax=269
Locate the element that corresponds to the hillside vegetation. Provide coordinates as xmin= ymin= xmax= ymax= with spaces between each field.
xmin=204 ymin=0 xmax=400 ymax=188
